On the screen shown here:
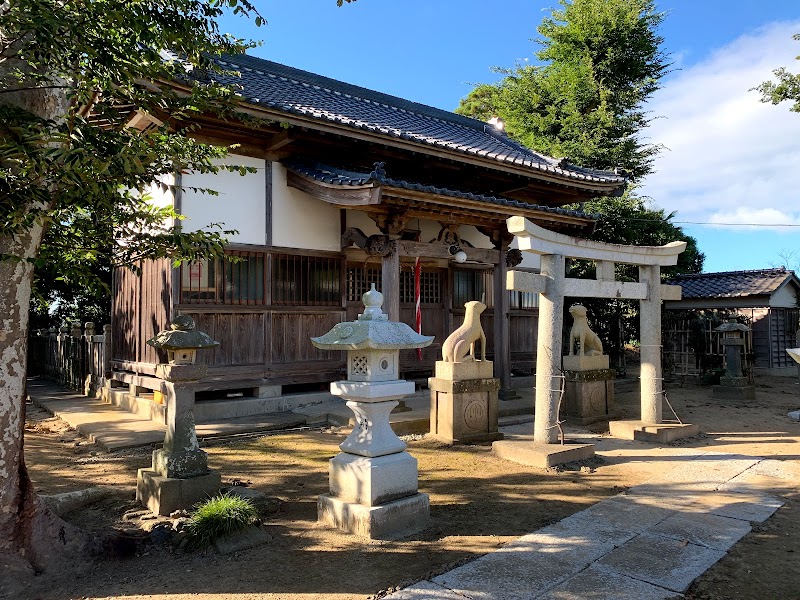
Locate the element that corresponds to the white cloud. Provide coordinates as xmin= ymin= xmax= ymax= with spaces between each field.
xmin=706 ymin=207 xmax=800 ymax=229
xmin=640 ymin=21 xmax=800 ymax=232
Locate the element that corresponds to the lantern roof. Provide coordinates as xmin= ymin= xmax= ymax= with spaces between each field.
xmin=147 ymin=315 xmax=220 ymax=351
xmin=311 ymin=285 xmax=433 ymax=351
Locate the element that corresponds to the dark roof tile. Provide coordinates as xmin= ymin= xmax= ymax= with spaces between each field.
xmin=284 ymin=161 xmax=596 ymax=221
xmin=667 ymin=268 xmax=800 ymax=299
xmin=210 ymin=54 xmax=625 ymax=189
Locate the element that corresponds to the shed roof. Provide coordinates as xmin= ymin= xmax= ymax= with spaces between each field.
xmin=209 ymin=54 xmax=626 ymax=191
xmin=666 ymin=268 xmax=800 ymax=299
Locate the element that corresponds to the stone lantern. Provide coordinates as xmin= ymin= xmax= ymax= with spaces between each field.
xmin=137 ymin=315 xmax=221 ymax=515
xmin=712 ymin=319 xmax=755 ymax=400
xmin=146 ymin=314 xmax=218 ymax=365
xmin=311 ymin=284 xmax=433 ymax=539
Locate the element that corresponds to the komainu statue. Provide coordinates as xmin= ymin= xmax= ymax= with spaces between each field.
xmin=442 ymin=301 xmax=487 ymax=362
xmin=567 ymin=304 xmax=603 ymax=356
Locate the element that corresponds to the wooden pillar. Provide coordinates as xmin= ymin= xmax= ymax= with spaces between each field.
xmin=381 ymin=242 xmax=400 ymax=322
xmin=534 ymin=254 xmax=565 ymax=444
xmin=493 ymin=244 xmax=512 ymax=393
xmin=639 ymin=265 xmax=663 ymax=424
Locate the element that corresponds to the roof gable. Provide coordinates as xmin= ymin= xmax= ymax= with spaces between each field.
xmin=667 ymin=268 xmax=800 ymax=300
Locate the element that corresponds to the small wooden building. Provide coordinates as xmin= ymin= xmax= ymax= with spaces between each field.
xmin=112 ymin=54 xmax=625 ymax=397
xmin=664 ymin=268 xmax=800 ymax=376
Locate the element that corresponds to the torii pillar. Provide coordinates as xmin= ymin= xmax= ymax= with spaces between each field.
xmin=493 ymin=218 xmax=698 ymax=467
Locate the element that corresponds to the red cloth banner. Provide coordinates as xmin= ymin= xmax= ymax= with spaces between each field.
xmin=415 ymin=256 xmax=422 ymax=361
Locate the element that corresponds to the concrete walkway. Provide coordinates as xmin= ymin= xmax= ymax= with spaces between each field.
xmin=28 ymin=378 xmax=535 ymax=451
xmin=29 ymin=380 xmax=308 ymax=451
xmin=387 ymin=451 xmax=788 ymax=599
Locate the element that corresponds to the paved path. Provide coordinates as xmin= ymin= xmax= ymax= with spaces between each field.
xmin=387 ymin=452 xmax=788 ymax=600
xmin=29 ymin=380 xmax=307 ymax=451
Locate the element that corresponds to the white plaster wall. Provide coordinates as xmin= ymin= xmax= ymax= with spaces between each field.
xmin=346 ymin=211 xmax=381 ymax=235
xmin=769 ymin=281 xmax=799 ymax=307
xmin=272 ymin=162 xmax=341 ymax=251
xmin=511 ymin=236 xmax=542 ymax=270
xmin=143 ymin=173 xmax=175 ymax=227
xmin=180 ymin=154 xmax=267 ymax=246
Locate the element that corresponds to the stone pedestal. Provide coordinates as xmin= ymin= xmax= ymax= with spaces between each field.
xmin=492 ymin=440 xmax=595 ymax=468
xmin=608 ymin=420 xmax=700 ymax=443
xmin=429 ymin=360 xmax=502 ymax=444
xmin=318 ymin=391 xmax=430 ymax=539
xmin=563 ymin=368 xmax=616 ymax=425
xmin=136 ymin=363 xmax=220 ymax=515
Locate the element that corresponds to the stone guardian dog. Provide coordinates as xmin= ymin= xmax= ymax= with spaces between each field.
xmin=568 ymin=304 xmax=603 ymax=356
xmin=442 ymin=300 xmax=487 ymax=362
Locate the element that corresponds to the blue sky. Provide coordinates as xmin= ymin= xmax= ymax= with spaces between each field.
xmin=222 ymin=1 xmax=800 ymax=273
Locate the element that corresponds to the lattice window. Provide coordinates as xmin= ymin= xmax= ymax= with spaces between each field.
xmin=400 ymin=270 xmax=442 ymax=304
xmin=346 ymin=267 xmax=382 ymax=302
xmin=351 ymin=355 xmax=369 ymax=374
xmin=272 ymin=254 xmax=341 ymax=306
xmin=180 ymin=251 xmax=266 ymax=305
xmin=510 ymin=290 xmax=538 ymax=310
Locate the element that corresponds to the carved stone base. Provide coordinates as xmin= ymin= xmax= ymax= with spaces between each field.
xmin=329 ymin=451 xmax=418 ymax=506
xmin=562 ymin=354 xmax=610 ymax=372
xmin=428 ymin=376 xmax=502 ymax=445
xmin=434 ymin=360 xmax=493 ymax=381
xmin=563 ymin=369 xmax=616 ymax=425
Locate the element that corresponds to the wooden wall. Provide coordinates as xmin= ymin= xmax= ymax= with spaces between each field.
xmin=112 ymin=259 xmax=172 ymax=365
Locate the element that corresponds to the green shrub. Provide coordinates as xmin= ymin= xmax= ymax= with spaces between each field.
xmin=185 ymin=493 xmax=259 ymax=550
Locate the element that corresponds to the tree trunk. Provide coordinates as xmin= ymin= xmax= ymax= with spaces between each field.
xmin=0 ymin=220 xmax=93 ymax=594
xmin=0 ymin=76 xmax=94 ymax=589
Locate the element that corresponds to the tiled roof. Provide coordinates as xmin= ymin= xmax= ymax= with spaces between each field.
xmin=666 ymin=268 xmax=800 ymax=299
xmin=210 ymin=54 xmax=626 ymax=190
xmin=284 ymin=161 xmax=596 ymax=221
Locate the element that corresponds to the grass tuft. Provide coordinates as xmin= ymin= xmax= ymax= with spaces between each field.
xmin=185 ymin=493 xmax=259 ymax=550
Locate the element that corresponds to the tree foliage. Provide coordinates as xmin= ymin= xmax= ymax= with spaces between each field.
xmin=456 ymin=0 xmax=703 ymax=360
xmin=754 ymin=33 xmax=800 ymax=113
xmin=457 ymin=0 xmax=669 ymax=180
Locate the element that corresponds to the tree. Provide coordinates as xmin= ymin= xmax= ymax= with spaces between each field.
xmin=755 ymin=33 xmax=800 ymax=112
xmin=0 ymin=0 xmax=278 ymax=585
xmin=457 ymin=0 xmax=669 ymax=181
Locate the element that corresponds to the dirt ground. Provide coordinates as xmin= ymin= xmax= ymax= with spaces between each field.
xmin=16 ymin=373 xmax=800 ymax=600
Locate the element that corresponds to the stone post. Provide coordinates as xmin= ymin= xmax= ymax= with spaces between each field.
xmin=639 ymin=265 xmax=662 ymax=424
xmin=534 ymin=253 xmax=565 ymax=444
xmin=102 ymin=324 xmax=113 ymax=379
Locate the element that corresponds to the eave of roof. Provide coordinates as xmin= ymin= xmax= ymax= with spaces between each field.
xmin=283 ymin=161 xmax=597 ymax=223
xmin=200 ymin=54 xmax=626 ymax=194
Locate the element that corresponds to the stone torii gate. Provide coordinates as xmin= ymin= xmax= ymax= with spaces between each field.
xmin=493 ymin=217 xmax=698 ymax=468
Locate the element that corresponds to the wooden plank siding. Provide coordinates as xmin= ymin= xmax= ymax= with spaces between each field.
xmin=111 ymin=259 xmax=171 ymax=364
xmin=113 ymin=249 xmax=541 ymax=388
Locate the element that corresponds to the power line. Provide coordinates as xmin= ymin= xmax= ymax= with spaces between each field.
xmin=624 ymin=218 xmax=800 ymax=228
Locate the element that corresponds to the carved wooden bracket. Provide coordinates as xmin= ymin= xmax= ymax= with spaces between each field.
xmin=369 ymin=210 xmax=409 ymax=235
xmin=341 ymin=227 xmax=392 ymax=257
